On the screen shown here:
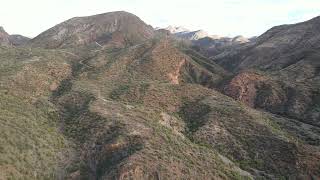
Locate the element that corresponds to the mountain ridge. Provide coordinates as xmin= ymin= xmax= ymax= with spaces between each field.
xmin=213 ymin=14 xmax=320 ymax=127
xmin=30 ymin=11 xmax=154 ymax=49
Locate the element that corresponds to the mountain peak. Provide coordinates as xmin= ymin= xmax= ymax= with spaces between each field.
xmin=232 ymin=35 xmax=249 ymax=43
xmin=164 ymin=26 xmax=189 ymax=34
xmin=193 ymin=29 xmax=209 ymax=37
xmin=30 ymin=11 xmax=154 ymax=48
xmin=70 ymin=11 xmax=139 ymax=20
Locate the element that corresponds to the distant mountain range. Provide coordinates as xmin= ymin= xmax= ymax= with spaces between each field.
xmin=157 ymin=25 xmax=250 ymax=42
xmin=155 ymin=26 xmax=252 ymax=57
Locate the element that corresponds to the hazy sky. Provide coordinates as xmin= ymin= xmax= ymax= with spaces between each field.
xmin=1 ymin=0 xmax=319 ymax=38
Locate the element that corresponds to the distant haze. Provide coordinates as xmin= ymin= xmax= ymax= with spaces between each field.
xmin=0 ymin=0 xmax=319 ymax=38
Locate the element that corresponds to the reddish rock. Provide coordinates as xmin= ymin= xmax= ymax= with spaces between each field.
xmin=223 ymin=71 xmax=267 ymax=107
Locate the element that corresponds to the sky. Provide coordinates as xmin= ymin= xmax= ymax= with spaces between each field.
xmin=0 ymin=0 xmax=319 ymax=38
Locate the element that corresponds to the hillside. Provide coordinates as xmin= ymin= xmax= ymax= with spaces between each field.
xmin=213 ymin=16 xmax=320 ymax=127
xmin=0 ymin=11 xmax=320 ymax=180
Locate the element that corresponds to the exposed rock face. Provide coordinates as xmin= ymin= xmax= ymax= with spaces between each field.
xmin=180 ymin=48 xmax=231 ymax=88
xmin=223 ymin=71 xmax=268 ymax=107
xmin=0 ymin=27 xmax=11 ymax=46
xmin=30 ymin=11 xmax=154 ymax=48
xmin=223 ymin=70 xmax=319 ymax=127
xmin=168 ymin=59 xmax=186 ymax=84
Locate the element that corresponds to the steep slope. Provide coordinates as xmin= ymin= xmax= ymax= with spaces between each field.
xmin=0 ymin=27 xmax=11 ymax=46
xmin=30 ymin=11 xmax=154 ymax=49
xmin=213 ymin=16 xmax=320 ymax=126
xmin=222 ymin=69 xmax=320 ymax=126
xmin=0 ymin=46 xmax=77 ymax=179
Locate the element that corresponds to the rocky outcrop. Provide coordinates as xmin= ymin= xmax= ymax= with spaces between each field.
xmin=223 ymin=71 xmax=288 ymax=111
xmin=0 ymin=27 xmax=11 ymax=46
xmin=223 ymin=71 xmax=320 ymax=127
xmin=168 ymin=59 xmax=186 ymax=84
xmin=223 ymin=71 xmax=268 ymax=107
